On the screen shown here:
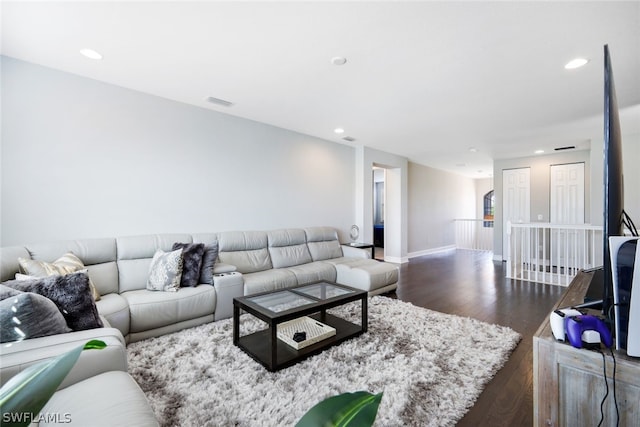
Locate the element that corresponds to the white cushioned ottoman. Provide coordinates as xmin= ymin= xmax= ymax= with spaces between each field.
xmin=334 ymin=259 xmax=398 ymax=295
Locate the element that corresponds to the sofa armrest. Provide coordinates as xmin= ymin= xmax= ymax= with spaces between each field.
xmin=341 ymin=245 xmax=371 ymax=259
xmin=213 ymin=272 xmax=244 ymax=321
xmin=0 ymin=327 xmax=127 ymax=390
xmin=213 ymin=262 xmax=237 ymax=274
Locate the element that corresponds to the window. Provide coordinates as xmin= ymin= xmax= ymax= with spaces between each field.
xmin=483 ymin=190 xmax=495 ymax=227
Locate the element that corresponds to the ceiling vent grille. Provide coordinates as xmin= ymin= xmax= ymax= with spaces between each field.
xmin=205 ymin=96 xmax=234 ymax=107
xmin=342 ymin=136 xmax=356 ymax=142
xmin=554 ymin=145 xmax=576 ymax=151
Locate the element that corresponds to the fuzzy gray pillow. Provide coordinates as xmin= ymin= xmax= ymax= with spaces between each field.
xmin=2 ymin=271 xmax=103 ymax=331
xmin=172 ymin=242 xmax=205 ymax=287
xmin=0 ymin=289 xmax=71 ymax=343
xmin=199 ymin=241 xmax=219 ymax=285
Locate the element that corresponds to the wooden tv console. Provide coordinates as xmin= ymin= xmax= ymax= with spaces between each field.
xmin=533 ymin=270 xmax=640 ymax=426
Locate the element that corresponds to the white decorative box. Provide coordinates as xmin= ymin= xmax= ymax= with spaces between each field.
xmin=277 ymin=316 xmax=336 ymax=350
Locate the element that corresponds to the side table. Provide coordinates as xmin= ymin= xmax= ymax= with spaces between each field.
xmin=343 ymin=242 xmax=375 ymax=260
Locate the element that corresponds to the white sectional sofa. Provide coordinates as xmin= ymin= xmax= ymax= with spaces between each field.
xmin=0 ymin=226 xmax=397 ymax=425
xmin=1 ymin=226 xmax=397 ymax=344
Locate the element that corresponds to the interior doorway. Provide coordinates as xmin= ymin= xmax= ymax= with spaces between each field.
xmin=373 ymin=167 xmax=385 ymax=260
xmin=502 ymin=167 xmax=531 ymax=260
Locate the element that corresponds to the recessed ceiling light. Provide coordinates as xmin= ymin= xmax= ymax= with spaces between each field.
xmin=469 ymin=147 xmax=478 ymax=153
xmin=535 ymin=149 xmax=545 ymax=154
xmin=80 ymin=48 xmax=103 ymax=60
xmin=564 ymin=58 xmax=589 ymax=69
xmin=334 ymin=128 xmax=345 ymax=134
xmin=330 ymin=57 xmax=347 ymax=66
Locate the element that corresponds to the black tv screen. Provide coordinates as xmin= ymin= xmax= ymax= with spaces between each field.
xmin=602 ymin=44 xmax=625 ymax=317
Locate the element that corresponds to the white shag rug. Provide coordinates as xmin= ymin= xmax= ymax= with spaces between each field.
xmin=127 ymin=296 xmax=521 ymax=427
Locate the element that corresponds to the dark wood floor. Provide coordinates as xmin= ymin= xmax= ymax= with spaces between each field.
xmin=388 ymin=249 xmax=566 ymax=427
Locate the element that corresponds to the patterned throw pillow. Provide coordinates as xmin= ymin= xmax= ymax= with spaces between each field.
xmin=199 ymin=241 xmax=219 ymax=285
xmin=18 ymin=252 xmax=101 ymax=301
xmin=172 ymin=243 xmax=205 ymax=287
xmin=147 ymin=248 xmax=184 ymax=292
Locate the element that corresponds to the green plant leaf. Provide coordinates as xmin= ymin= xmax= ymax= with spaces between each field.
xmin=296 ymin=391 xmax=383 ymax=427
xmin=83 ymin=339 xmax=107 ymax=350
xmin=0 ymin=340 xmax=105 ymax=427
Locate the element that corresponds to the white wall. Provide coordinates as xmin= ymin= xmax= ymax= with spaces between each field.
xmin=407 ymin=162 xmax=476 ymax=255
xmin=590 ymin=132 xmax=640 ymax=228
xmin=0 ymin=57 xmax=355 ymax=245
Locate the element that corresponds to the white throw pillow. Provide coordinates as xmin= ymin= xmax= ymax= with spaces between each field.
xmin=147 ymin=248 xmax=183 ymax=292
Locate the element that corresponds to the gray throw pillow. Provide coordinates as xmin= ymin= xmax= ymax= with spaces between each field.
xmin=0 ymin=291 xmax=71 ymax=343
xmin=0 ymin=284 xmax=22 ymax=300
xmin=199 ymin=241 xmax=219 ymax=285
xmin=172 ymin=242 xmax=205 ymax=287
xmin=2 ymin=271 xmax=103 ymax=331
xmin=147 ymin=248 xmax=183 ymax=292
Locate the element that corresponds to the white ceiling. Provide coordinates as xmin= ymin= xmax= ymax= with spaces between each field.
xmin=2 ymin=1 xmax=639 ymax=178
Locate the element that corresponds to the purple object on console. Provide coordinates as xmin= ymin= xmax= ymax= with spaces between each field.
xmin=565 ymin=315 xmax=613 ymax=349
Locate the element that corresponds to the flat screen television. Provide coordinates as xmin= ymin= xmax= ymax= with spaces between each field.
xmin=602 ymin=44 xmax=625 ymax=318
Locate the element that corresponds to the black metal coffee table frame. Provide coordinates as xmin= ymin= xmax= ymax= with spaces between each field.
xmin=233 ymin=281 xmax=367 ymax=372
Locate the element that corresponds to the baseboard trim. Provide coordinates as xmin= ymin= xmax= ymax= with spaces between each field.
xmin=384 ymin=256 xmax=409 ymax=264
xmin=408 ymin=245 xmax=456 ymax=259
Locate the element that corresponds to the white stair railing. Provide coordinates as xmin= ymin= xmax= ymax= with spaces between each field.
xmin=506 ymin=221 xmax=603 ymax=286
xmin=454 ymin=219 xmax=494 ymax=251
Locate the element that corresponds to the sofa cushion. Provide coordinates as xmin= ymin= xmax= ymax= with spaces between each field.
xmin=123 ymin=285 xmax=216 ymax=333
xmin=286 ymin=261 xmax=337 ymax=285
xmin=0 ymin=287 xmax=71 ymax=342
xmin=39 ymin=371 xmax=159 ymax=427
xmin=267 ymin=229 xmax=313 ymax=268
xmin=2 ymin=272 xmax=103 ymax=331
xmin=0 ymin=246 xmax=31 ymax=282
xmin=18 ymin=252 xmax=101 ymax=301
xmin=172 ymin=243 xmax=205 ymax=287
xmin=304 ymin=227 xmax=344 ymax=261
xmin=217 ymin=231 xmax=272 ymax=274
xmin=242 ymin=269 xmax=298 ymax=295
xmin=86 ymin=261 xmax=119 ymax=296
xmin=95 ymin=293 xmax=130 ymax=338
xmin=147 ymin=249 xmax=183 ymax=292
xmin=116 ymin=234 xmax=193 ymax=261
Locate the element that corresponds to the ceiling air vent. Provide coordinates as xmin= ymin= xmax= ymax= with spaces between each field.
xmin=342 ymin=136 xmax=356 ymax=142
xmin=205 ymin=96 xmax=234 ymax=107
xmin=554 ymin=145 xmax=576 ymax=151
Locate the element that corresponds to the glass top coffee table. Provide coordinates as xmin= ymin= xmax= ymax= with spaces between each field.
xmin=233 ymin=281 xmax=367 ymax=372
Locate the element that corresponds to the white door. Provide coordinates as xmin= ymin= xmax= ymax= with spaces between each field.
xmin=550 ymin=163 xmax=585 ymax=269
xmin=550 ymin=163 xmax=585 ymax=224
xmin=502 ymin=168 xmax=531 ymax=260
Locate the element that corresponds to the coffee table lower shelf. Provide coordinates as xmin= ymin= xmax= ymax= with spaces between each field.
xmin=237 ymin=313 xmax=363 ymax=372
